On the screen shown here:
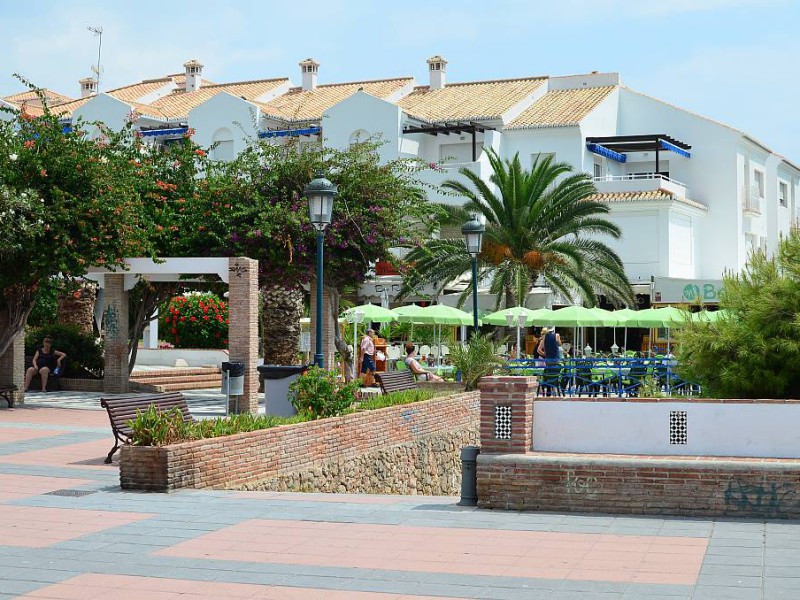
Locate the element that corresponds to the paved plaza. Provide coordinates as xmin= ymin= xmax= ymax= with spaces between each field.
xmin=0 ymin=396 xmax=799 ymax=599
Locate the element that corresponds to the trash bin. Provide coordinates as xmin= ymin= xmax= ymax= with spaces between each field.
xmin=257 ymin=365 xmax=309 ymax=417
xmin=221 ymin=361 xmax=245 ymax=396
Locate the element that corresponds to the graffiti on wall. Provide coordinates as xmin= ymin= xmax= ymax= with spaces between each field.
xmin=724 ymin=481 xmax=797 ymax=517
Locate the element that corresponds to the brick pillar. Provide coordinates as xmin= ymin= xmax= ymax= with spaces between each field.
xmin=309 ymin=280 xmax=335 ymax=370
xmin=103 ymin=274 xmax=129 ymax=393
xmin=479 ymin=376 xmax=537 ymax=454
xmin=228 ymin=257 xmax=259 ymax=414
xmin=0 ymin=316 xmax=24 ymax=406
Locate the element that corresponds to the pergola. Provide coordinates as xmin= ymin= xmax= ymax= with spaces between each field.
xmin=402 ymin=121 xmax=496 ymax=162
xmin=586 ymin=134 xmax=692 ymax=174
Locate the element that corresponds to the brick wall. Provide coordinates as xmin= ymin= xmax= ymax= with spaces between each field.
xmin=0 ymin=314 xmax=24 ymax=406
xmin=121 ymin=390 xmax=480 ymax=492
xmin=227 ymin=257 xmax=259 ymax=414
xmin=478 ymin=452 xmax=800 ymax=519
xmin=103 ymin=274 xmax=129 ymax=394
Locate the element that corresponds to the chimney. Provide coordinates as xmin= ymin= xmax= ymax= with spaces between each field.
xmin=299 ymin=58 xmax=319 ymax=91
xmin=427 ymin=55 xmax=448 ymax=90
xmin=183 ymin=59 xmax=204 ymax=92
xmin=79 ymin=77 xmax=97 ymax=98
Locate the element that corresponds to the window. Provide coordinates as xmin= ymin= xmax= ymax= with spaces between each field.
xmin=779 ymin=181 xmax=788 ymax=207
xmin=593 ymin=161 xmax=603 ymax=179
xmin=532 ymin=152 xmax=555 ymax=167
xmin=753 ymin=170 xmax=765 ymax=198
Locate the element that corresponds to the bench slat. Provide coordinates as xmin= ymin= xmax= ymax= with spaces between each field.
xmin=375 ymin=371 xmax=418 ymax=395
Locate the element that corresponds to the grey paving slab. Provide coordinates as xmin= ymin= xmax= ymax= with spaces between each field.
xmin=696 ymin=574 xmax=763 ymax=588
xmin=622 ymin=583 xmax=693 ymax=597
xmin=691 ymin=586 xmax=763 ymax=600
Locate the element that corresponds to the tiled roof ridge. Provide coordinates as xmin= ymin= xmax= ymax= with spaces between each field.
xmin=198 ymin=77 xmax=290 ymax=90
xmin=411 ymin=75 xmax=548 ymax=92
xmin=282 ymin=76 xmax=415 ymax=93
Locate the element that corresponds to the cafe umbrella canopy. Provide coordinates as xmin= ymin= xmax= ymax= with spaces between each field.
xmin=482 ymin=306 xmax=553 ymax=326
xmin=341 ymin=304 xmax=397 ymax=323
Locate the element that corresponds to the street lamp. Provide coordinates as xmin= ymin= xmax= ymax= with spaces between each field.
xmin=304 ymin=172 xmax=338 ymax=368
xmin=346 ymin=309 xmax=365 ymax=380
xmin=505 ymin=311 xmax=528 ymax=359
xmin=461 ymin=214 xmax=485 ymax=334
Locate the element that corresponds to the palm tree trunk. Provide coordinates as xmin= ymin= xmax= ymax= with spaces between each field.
xmin=261 ymin=284 xmax=303 ymax=365
xmin=327 ymin=285 xmax=353 ymax=382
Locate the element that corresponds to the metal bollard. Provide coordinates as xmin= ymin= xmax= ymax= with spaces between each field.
xmin=457 ymin=445 xmax=480 ymax=506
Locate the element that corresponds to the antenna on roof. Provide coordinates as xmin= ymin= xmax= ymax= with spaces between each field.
xmin=87 ymin=25 xmax=103 ymax=91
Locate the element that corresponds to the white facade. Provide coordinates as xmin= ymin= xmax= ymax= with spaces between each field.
xmin=27 ymin=58 xmax=798 ymax=305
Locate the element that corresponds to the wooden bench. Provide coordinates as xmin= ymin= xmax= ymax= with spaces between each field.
xmin=0 ymin=385 xmax=17 ymax=408
xmin=100 ymin=392 xmax=191 ymax=464
xmin=24 ymin=356 xmax=62 ymax=392
xmin=375 ymin=370 xmax=418 ymax=395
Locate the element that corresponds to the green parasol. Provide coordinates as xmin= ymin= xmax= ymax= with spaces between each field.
xmin=341 ymin=304 xmax=397 ymax=323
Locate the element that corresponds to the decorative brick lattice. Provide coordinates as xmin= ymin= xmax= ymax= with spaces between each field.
xmin=494 ymin=406 xmax=512 ymax=440
xmin=669 ymin=410 xmax=688 ymax=445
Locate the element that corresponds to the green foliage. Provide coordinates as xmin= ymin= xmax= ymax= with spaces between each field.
xmin=676 ymin=231 xmax=800 ymax=398
xmin=402 ymin=149 xmax=633 ymax=309
xmin=25 ymin=323 xmax=103 ymax=378
xmin=638 ymin=375 xmax=662 ymax=398
xmin=355 ymin=389 xmax=437 ymax=411
xmin=128 ymin=405 xmax=307 ymax=446
xmin=159 ymin=292 xmax=228 ymax=348
xmin=27 ymin=277 xmax=60 ymax=328
xmin=387 ymin=322 xmax=454 ymax=346
xmin=449 ymin=333 xmax=504 ymax=391
xmin=289 ymin=366 xmax=360 ymax=418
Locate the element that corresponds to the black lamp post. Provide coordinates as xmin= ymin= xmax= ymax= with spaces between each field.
xmin=461 ymin=214 xmax=485 ymax=334
xmin=303 ymin=172 xmax=337 ymax=368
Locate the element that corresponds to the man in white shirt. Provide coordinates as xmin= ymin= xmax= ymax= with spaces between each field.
xmin=360 ymin=328 xmax=376 ymax=386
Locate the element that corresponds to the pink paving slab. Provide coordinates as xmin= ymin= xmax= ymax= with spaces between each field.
xmin=231 ymin=492 xmax=457 ymax=505
xmin=0 ymin=473 xmax=91 ymax=502
xmin=0 ymin=407 xmax=109 ymax=427
xmin=0 ymin=427 xmax=63 ymax=445
xmin=157 ymin=519 xmax=708 ymax=586
xmin=0 ymin=505 xmax=153 ymax=547
xmin=19 ymin=573 xmax=471 ymax=599
xmin=0 ymin=438 xmax=118 ymax=468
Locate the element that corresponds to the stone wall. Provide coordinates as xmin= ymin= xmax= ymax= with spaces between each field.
xmin=239 ymin=426 xmax=478 ymax=495
xmin=121 ymin=390 xmax=480 ymax=492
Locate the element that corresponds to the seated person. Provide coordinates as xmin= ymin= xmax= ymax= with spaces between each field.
xmin=404 ymin=342 xmax=444 ymax=382
xmin=24 ymin=336 xmax=66 ymax=392
xmin=426 ymin=353 xmax=435 ymax=366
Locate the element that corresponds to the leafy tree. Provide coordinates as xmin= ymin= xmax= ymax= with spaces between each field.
xmin=401 ymin=150 xmax=633 ymax=309
xmin=183 ymin=138 xmax=438 ymax=374
xmin=0 ymin=84 xmax=149 ymax=358
xmin=677 ymin=231 xmax=800 ymax=398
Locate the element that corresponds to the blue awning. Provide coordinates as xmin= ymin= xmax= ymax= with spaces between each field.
xmin=138 ymin=127 xmax=188 ymax=138
xmin=258 ymin=126 xmax=321 ymax=138
xmin=660 ymin=139 xmax=691 ymax=158
xmin=587 ymin=143 xmax=627 ymax=163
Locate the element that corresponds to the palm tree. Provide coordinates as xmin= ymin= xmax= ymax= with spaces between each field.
xmin=402 ymin=149 xmax=633 ymax=308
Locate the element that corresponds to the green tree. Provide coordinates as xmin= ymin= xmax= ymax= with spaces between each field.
xmin=184 ymin=138 xmax=438 ymax=374
xmin=677 ymin=231 xmax=800 ymax=398
xmin=0 ymin=84 xmax=149 ymax=358
xmin=401 ymin=150 xmax=633 ymax=309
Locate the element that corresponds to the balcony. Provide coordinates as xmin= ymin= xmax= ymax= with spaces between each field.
xmin=742 ymin=185 xmax=762 ymax=216
xmin=592 ymin=173 xmax=688 ymax=198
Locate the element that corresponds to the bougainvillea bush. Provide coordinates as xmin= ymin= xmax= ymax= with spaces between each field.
xmin=159 ymin=293 xmax=228 ymax=349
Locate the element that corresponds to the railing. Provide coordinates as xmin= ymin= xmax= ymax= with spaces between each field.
xmin=503 ymin=357 xmax=701 ymax=398
xmin=593 ymin=173 xmax=686 ymax=187
xmin=742 ymin=185 xmax=762 ymax=215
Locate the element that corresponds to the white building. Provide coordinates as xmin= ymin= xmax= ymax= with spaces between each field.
xmin=5 ymin=56 xmax=798 ymax=307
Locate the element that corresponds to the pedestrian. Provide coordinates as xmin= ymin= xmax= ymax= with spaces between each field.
xmin=360 ymin=328 xmax=377 ymax=387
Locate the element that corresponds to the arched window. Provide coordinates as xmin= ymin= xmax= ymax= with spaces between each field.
xmin=212 ymin=128 xmax=234 ymax=161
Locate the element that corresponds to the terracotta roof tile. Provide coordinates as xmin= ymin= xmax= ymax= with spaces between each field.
xmin=257 ymin=78 xmax=414 ymax=123
xmin=2 ymin=89 xmax=75 ymax=116
xmin=146 ymin=78 xmax=289 ymax=119
xmin=585 ymin=190 xmax=707 ymax=210
xmin=106 ymin=78 xmax=177 ymax=102
xmin=396 ymin=77 xmax=546 ymax=122
xmin=508 ymin=86 xmax=616 ymax=129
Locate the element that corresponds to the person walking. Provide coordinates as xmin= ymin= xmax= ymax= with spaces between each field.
xmin=360 ymin=328 xmax=377 ymax=387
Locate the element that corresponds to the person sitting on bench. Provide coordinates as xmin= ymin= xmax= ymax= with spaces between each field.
xmin=24 ymin=337 xmax=66 ymax=392
xmin=403 ymin=342 xmax=444 ymax=382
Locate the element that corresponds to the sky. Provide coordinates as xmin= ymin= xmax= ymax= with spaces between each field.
xmin=1 ymin=0 xmax=798 ymax=158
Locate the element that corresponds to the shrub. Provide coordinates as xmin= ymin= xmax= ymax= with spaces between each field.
xmin=449 ymin=333 xmax=504 ymax=391
xmin=25 ymin=324 xmax=103 ymax=378
xmin=355 ymin=389 xmax=436 ymax=411
xmin=289 ymin=366 xmax=360 ymax=418
xmin=159 ymin=292 xmax=228 ymax=349
xmin=128 ymin=405 xmax=307 ymax=446
xmin=676 ymin=230 xmax=800 ymax=398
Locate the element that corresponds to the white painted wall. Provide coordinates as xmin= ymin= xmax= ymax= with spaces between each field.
xmin=72 ymin=93 xmax=138 ymax=135
xmin=533 ymin=401 xmax=800 ymax=458
xmin=189 ymin=92 xmax=260 ymax=156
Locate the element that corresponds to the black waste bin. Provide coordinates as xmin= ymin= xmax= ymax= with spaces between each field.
xmin=257 ymin=364 xmax=310 ymax=417
xmin=221 ymin=361 xmax=245 ymax=395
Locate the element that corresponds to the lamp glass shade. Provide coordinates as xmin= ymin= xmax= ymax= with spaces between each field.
xmin=461 ymin=215 xmax=485 ymax=257
xmin=505 ymin=313 xmax=515 ymax=327
xmin=518 ymin=313 xmax=527 ymax=327
xmin=303 ymin=173 xmax=337 ymax=231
